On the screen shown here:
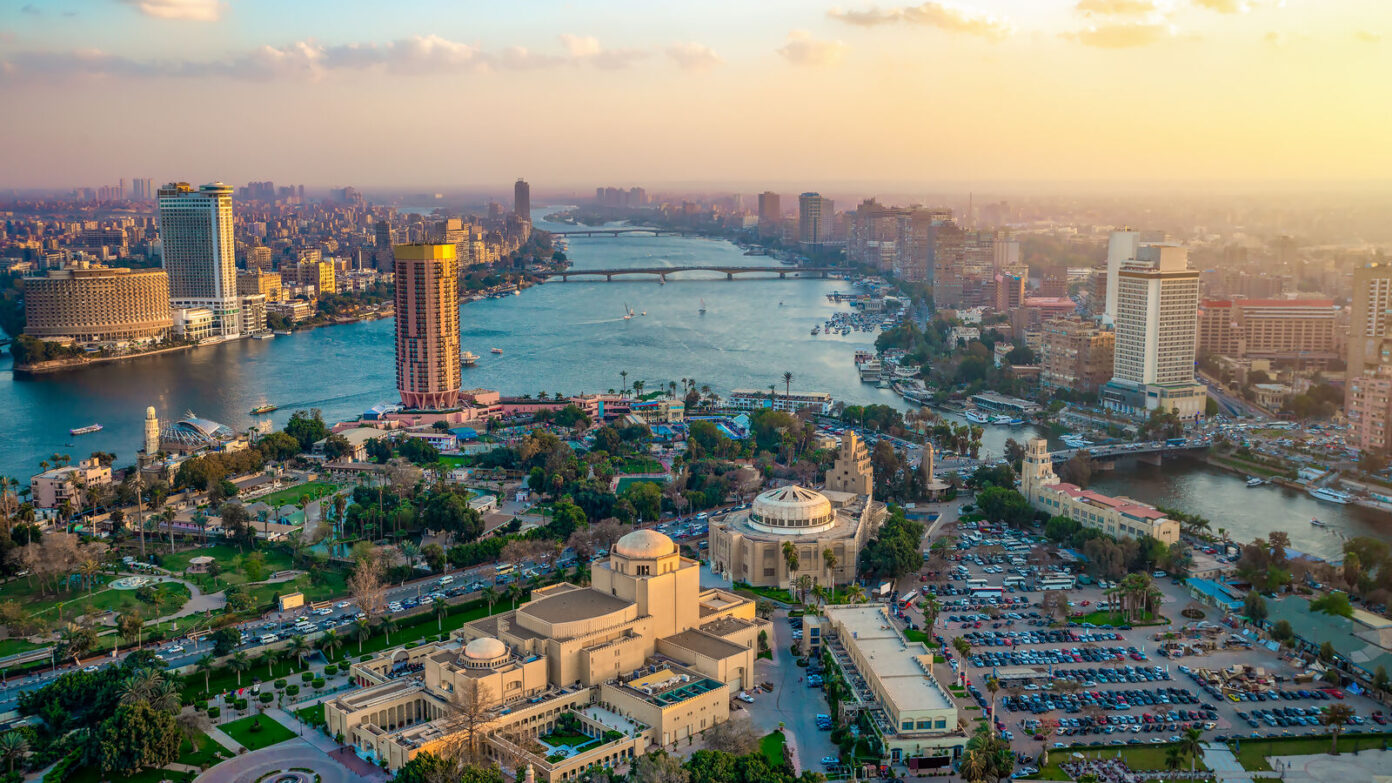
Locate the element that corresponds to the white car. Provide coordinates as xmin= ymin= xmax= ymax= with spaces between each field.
xmin=165 ymin=645 xmax=185 ymax=655
xmin=335 ymin=601 xmax=352 ymax=609
xmin=737 ymin=692 xmax=755 ymax=703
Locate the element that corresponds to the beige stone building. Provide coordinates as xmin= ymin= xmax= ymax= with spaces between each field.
xmin=707 ymin=434 xmax=883 ymax=589
xmin=30 ymin=457 xmax=112 ymax=510
xmin=23 ymin=265 xmax=172 ymax=344
xmin=325 ymin=530 xmax=764 ymax=780
xmin=1020 ymin=438 xmax=1179 ymax=544
xmin=236 ymin=269 xmax=283 ymax=303
xmin=1040 ymin=317 xmax=1114 ymax=395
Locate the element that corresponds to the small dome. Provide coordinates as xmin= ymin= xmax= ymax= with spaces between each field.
xmin=750 ymin=485 xmax=834 ymax=532
xmin=614 ymin=529 xmax=675 ymax=559
xmin=463 ymin=637 xmax=507 ymax=661
xmin=146 ymin=406 xmax=157 ymax=418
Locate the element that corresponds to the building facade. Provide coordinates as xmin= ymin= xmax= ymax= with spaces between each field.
xmin=1040 ymin=317 xmax=1114 ymax=394
xmin=23 ymin=266 xmax=172 ymax=344
xmin=236 ymin=269 xmax=283 ymax=303
xmin=157 ymin=182 xmax=241 ymax=338
xmin=394 ymin=243 xmax=461 ymax=410
xmin=30 ymin=458 xmax=112 ymax=510
xmin=757 ymin=192 xmax=781 ymax=236
xmin=1346 ymin=367 xmax=1392 ymax=453
xmin=725 ymin=389 xmax=834 ymax=415
xmin=1197 ymin=299 xmax=1338 ymax=366
xmin=798 ymin=192 xmax=834 ymax=246
xmin=514 ymin=179 xmax=531 ymax=218
xmin=1019 ymin=438 xmax=1179 ymax=544
xmin=1101 ymin=245 xmax=1205 ymax=419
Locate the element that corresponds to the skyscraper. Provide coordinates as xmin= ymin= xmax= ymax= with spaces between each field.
xmin=1101 ymin=245 xmax=1205 ymax=419
xmin=393 ymin=243 xmax=460 ymax=410
xmin=513 ymin=178 xmax=531 ymax=219
xmin=798 ymin=192 xmax=834 ymax=246
xmin=757 ymin=191 xmax=781 ymax=237
xmin=1102 ymin=229 xmax=1140 ymax=325
xmin=157 ymin=182 xmax=240 ymax=338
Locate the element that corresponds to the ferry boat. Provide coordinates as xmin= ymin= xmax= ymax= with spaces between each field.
xmin=70 ymin=424 xmax=102 ymax=436
xmin=1245 ymin=477 xmax=1265 ymax=488
xmin=490 ymin=347 xmax=504 ymax=354
xmin=1060 ymin=435 xmax=1093 ymax=449
xmin=964 ymin=410 xmax=991 ymax=425
xmin=991 ymin=414 xmax=1015 ymax=425
xmin=250 ymin=404 xmax=277 ymax=415
xmin=1310 ymin=518 xmax=1329 ymax=527
xmin=1308 ymin=486 xmax=1353 ymax=505
xmin=462 ymin=351 xmax=479 ymax=367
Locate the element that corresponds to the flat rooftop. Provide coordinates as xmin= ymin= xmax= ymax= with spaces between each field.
xmin=826 ymin=604 xmax=953 ymax=714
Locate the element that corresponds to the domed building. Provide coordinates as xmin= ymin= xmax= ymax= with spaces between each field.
xmin=326 ymin=528 xmax=768 ymax=779
xmin=158 ymin=412 xmax=235 ymax=454
xmin=708 ymin=432 xmax=884 ymax=589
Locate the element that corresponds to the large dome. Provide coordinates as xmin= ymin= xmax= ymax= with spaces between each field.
xmin=614 ymin=529 xmax=676 ymax=559
xmin=750 ymin=485 xmax=835 ymax=533
xmin=463 ymin=637 xmax=507 ymax=661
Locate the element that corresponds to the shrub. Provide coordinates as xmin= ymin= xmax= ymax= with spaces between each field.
xmin=274 ymin=679 xmax=287 ymax=689
xmin=301 ymin=671 xmax=314 ymax=682
xmin=249 ymin=718 xmax=264 ymax=733
xmin=286 ymin=684 xmax=301 ymax=696
xmin=322 ymin=664 xmax=338 ymax=676
xmin=312 ymin=678 xmax=326 ymax=690
xmin=259 ymin=693 xmax=274 ymax=704
xmin=207 ymin=706 xmax=221 ymax=719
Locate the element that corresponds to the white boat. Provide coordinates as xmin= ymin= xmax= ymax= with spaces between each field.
xmin=1308 ymin=487 xmax=1353 ymax=505
xmin=490 ymin=347 xmax=503 ymax=355
xmin=462 ymin=351 xmax=479 ymax=367
xmin=699 ymin=298 xmax=707 ymax=315
xmin=1061 ymin=435 xmax=1093 ymax=449
xmin=70 ymin=423 xmax=102 ymax=435
xmin=623 ymin=303 xmax=633 ymax=320
xmin=1310 ymin=518 xmax=1329 ymax=527
xmin=640 ymin=311 xmax=647 ymax=316
xmin=965 ymin=410 xmax=990 ymax=424
xmin=991 ymin=415 xmax=1014 ymax=425
xmin=1245 ymin=477 xmax=1265 ymax=488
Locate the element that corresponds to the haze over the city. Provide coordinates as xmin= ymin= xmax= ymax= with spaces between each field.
xmin=1 ymin=0 xmax=1389 ymax=188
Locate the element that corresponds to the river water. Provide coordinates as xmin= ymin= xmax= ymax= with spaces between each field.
xmin=1 ymin=209 xmax=1383 ymax=558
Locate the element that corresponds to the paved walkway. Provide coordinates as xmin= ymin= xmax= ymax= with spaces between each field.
xmin=1202 ymin=742 xmax=1255 ymax=783
xmin=1270 ymin=749 xmax=1392 ymax=783
xmin=192 ymin=738 xmax=379 ymax=783
xmin=744 ymin=610 xmax=837 ymax=775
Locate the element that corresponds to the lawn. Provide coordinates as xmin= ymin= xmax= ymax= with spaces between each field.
xmin=255 ymin=481 xmax=338 ymax=509
xmin=295 ymin=703 xmax=327 ymax=728
xmin=1037 ymin=742 xmax=1209 ymax=779
xmin=0 ymin=637 xmax=42 ymax=657
xmin=164 ymin=544 xmax=296 ymax=586
xmin=65 ymin=732 xmax=229 ymax=783
xmin=1074 ymin=609 xmax=1167 ymax=627
xmin=761 ymin=731 xmax=787 ymax=767
xmin=221 ymin=714 xmax=297 ymax=751
xmin=903 ymin=628 xmax=940 ymax=647
xmin=733 ymin=582 xmax=796 ymax=604
xmin=16 ymin=581 xmax=192 ymax=622
xmin=614 ymin=476 xmax=666 ymax=494
xmin=1227 ymin=732 xmax=1392 ymax=771
xmin=620 ymin=457 xmax=665 ymax=474
xmin=540 ymin=729 xmax=592 ymax=747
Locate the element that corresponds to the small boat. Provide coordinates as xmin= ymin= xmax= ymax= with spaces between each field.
xmin=250 ymin=404 xmax=277 ymax=415
xmin=965 ymin=410 xmax=990 ymax=425
xmin=811 ymin=327 xmax=820 ymax=335
xmin=253 ymin=332 xmax=274 ymax=340
xmin=699 ymin=298 xmax=707 ymax=315
xmin=640 ymin=311 xmax=647 ymax=316
xmin=462 ymin=351 xmax=479 ymax=367
xmin=70 ymin=424 xmax=102 ymax=436
xmin=1310 ymin=518 xmax=1328 ymax=527
xmin=1308 ymin=486 xmax=1353 ymax=505
xmin=1245 ymin=477 xmax=1265 ymax=488
xmin=991 ymin=414 xmax=1014 ymax=425
xmin=1061 ymin=435 xmax=1093 ymax=449
xmin=623 ymin=303 xmax=633 ymax=320
xmin=490 ymin=347 xmax=504 ymax=355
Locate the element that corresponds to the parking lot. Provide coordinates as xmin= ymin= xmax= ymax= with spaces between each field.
xmin=910 ymin=519 xmax=1390 ymax=760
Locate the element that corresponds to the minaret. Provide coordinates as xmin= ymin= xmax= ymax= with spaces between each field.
xmin=920 ymin=440 xmax=936 ymax=485
xmin=143 ymin=406 xmax=160 ymax=455
xmin=523 ymin=764 xmax=535 ymax=783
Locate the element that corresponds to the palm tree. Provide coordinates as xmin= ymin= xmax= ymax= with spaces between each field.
xmin=781 ymin=540 xmax=799 ymax=580
xmin=822 ymin=547 xmax=838 ymax=576
xmin=319 ymin=629 xmax=343 ymax=661
xmin=922 ymin=594 xmax=941 ymax=629
xmin=1323 ymin=703 xmax=1355 ymax=754
xmin=782 ymin=371 xmax=793 ymax=397
xmin=289 ymin=634 xmax=310 ymax=668
xmin=1177 ymin=726 xmax=1204 ymax=777
xmin=620 ymin=370 xmax=628 ymax=395
xmin=985 ymin=676 xmax=1001 ymax=735
xmin=433 ymin=597 xmax=449 ymax=632
xmin=354 ymin=617 xmax=371 ymax=654
xmin=0 ymin=732 xmax=29 ymax=774
xmin=953 ymin=636 xmax=972 ymax=659
xmin=1164 ymin=746 xmax=1185 ymax=777
xmin=379 ymin=616 xmax=399 ymax=645
xmin=195 ymin=655 xmax=215 ymax=695
xmin=260 ymin=648 xmax=279 ymax=678
xmin=507 ymin=582 xmax=524 ymax=610
xmin=846 ymin=584 xmax=867 ymax=604
xmin=229 ymin=651 xmax=250 ymax=687
xmin=483 ymin=586 xmax=499 ymax=615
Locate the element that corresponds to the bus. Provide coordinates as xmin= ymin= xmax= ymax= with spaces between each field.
xmin=1002 ymin=576 xmax=1026 ymax=589
xmin=1038 ymin=575 xmax=1076 ymax=591
xmin=970 ymin=586 xmax=1005 ymax=598
xmin=965 ymin=578 xmax=988 ymax=588
xmin=494 ymin=563 xmax=516 ymax=576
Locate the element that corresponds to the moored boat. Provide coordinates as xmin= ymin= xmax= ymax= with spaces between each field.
xmin=70 ymin=423 xmax=102 ymax=435
xmin=1308 ymin=486 xmax=1353 ymax=505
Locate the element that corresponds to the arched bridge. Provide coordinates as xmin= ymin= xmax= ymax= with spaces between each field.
xmin=538 ymin=266 xmax=841 ymax=282
xmin=549 ymin=228 xmax=688 ymax=237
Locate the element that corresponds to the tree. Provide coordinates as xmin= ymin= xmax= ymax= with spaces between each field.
xmin=0 ymin=732 xmax=28 ymax=774
xmin=96 ymin=702 xmax=181 ymax=775
xmin=228 ymin=651 xmax=250 ymax=687
xmin=985 ymin=676 xmax=1001 ymax=735
xmin=58 ymin=621 xmax=97 ymax=666
xmin=632 ymin=750 xmax=690 ymax=783
xmin=702 ymin=717 xmax=760 ymax=756
xmin=1323 ymin=703 xmax=1354 ymax=754
xmin=1310 ymin=591 xmax=1354 ymax=618
xmin=1177 ymin=726 xmax=1204 ymax=778
xmin=319 ymin=629 xmax=343 ymax=661
xmin=433 ymin=596 xmax=449 ymax=632
xmin=290 ymin=634 xmax=310 ymax=667
xmin=195 ymin=655 xmax=215 ymax=695
xmin=117 ymin=611 xmax=145 ymax=649
xmin=781 ymin=540 xmax=800 ymax=578
xmin=1242 ymin=592 xmax=1268 ymax=624
xmin=285 ymin=409 xmax=330 ymax=451
xmin=348 ymin=550 xmax=387 ymax=624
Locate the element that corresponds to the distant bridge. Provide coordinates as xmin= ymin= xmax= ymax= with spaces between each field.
xmin=538 ymin=266 xmax=840 ymax=282
xmin=549 ymin=227 xmax=688 ymax=237
xmin=1050 ymin=441 xmax=1209 ymax=468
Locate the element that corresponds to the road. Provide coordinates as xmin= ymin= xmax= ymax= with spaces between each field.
xmin=744 ymin=608 xmax=838 ymax=774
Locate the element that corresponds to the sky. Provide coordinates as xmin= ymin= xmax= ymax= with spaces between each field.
xmin=0 ymin=0 xmax=1389 ymax=190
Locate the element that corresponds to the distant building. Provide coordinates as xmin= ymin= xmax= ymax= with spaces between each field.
xmin=245 ymin=246 xmax=274 ymax=271
xmin=1040 ymin=317 xmax=1114 ymax=394
xmin=159 ymin=413 xmax=236 ymax=454
xmin=825 ymin=431 xmax=873 ymax=495
xmin=1197 ymin=298 xmax=1338 ymax=367
xmin=798 ymin=192 xmax=834 ymax=246
xmin=157 ymin=182 xmax=241 ymax=338
xmin=1101 ymin=244 xmax=1205 ymax=420
xmin=629 ymin=399 xmax=685 ymax=425
xmin=394 ymin=243 xmax=461 ymax=410
xmin=1020 ymin=438 xmax=1179 ymax=545
xmin=757 ymin=191 xmax=781 ymax=236
xmin=23 ymin=265 xmax=172 ymax=344
xmin=239 ymin=294 xmax=267 ymax=335
xmin=513 ymin=178 xmax=531 ymax=218
xmin=172 ymin=307 xmax=215 ymax=341
xmin=291 ymin=259 xmax=336 ymax=296
xmin=30 ymin=458 xmax=112 ymax=510
xmin=725 ymin=389 xmax=833 ymax=415
xmin=236 ymin=269 xmax=283 ymax=303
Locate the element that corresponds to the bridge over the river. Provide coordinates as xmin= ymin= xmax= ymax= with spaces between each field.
xmin=1050 ymin=440 xmax=1209 ymax=468
xmin=549 ymin=227 xmax=688 ymax=237
xmin=538 ymin=266 xmax=840 ymax=282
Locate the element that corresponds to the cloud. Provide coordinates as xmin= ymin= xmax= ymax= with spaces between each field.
xmin=21 ymin=4 xmax=41 ymax=14
xmin=557 ymin=34 xmax=648 ymax=69
xmin=1075 ymin=0 xmax=1159 ymax=16
xmin=777 ymin=29 xmax=848 ymax=66
xmin=1191 ymin=0 xmax=1279 ymax=12
xmin=320 ymin=35 xmax=482 ymax=74
xmin=1353 ymin=30 xmax=1382 ymax=44
xmin=827 ymin=2 xmax=1011 ymax=40
xmin=1063 ymin=22 xmax=1173 ymax=47
xmin=120 ymin=0 xmax=221 ymax=22
xmin=665 ymin=42 xmax=722 ymax=71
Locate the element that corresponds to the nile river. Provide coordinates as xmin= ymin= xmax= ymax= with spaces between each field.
xmin=0 ymin=209 xmax=1382 ymax=558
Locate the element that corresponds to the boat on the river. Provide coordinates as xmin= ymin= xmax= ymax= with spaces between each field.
xmin=1245 ymin=477 xmax=1265 ymax=487
xmin=462 ymin=352 xmax=479 ymax=367
xmin=70 ymin=423 xmax=102 ymax=435
xmin=250 ymin=404 xmax=277 ymax=415
xmin=1308 ymin=486 xmax=1353 ymax=505
xmin=623 ymin=303 xmax=633 ymax=320
xmin=1311 ymin=518 xmax=1329 ymax=527
xmin=1061 ymin=435 xmax=1093 ymax=449
xmin=699 ymin=298 xmax=707 ymax=315
xmin=965 ymin=410 xmax=990 ymax=425
xmin=490 ymin=347 xmax=503 ymax=354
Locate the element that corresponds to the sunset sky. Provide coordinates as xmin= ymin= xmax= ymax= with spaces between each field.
xmin=1 ymin=0 xmax=1388 ymax=189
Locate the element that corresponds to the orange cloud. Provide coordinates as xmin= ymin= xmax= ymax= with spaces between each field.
xmin=828 ymin=2 xmax=1011 ymax=40
xmin=1075 ymin=0 xmax=1159 ymax=16
xmin=1063 ymin=22 xmax=1173 ymax=48
xmin=777 ymin=30 xmax=847 ymax=66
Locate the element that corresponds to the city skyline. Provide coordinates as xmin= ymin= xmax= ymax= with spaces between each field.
xmin=1 ymin=0 xmax=1389 ymax=188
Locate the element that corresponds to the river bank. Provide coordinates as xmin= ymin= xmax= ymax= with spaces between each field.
xmin=12 ymin=342 xmax=196 ymax=376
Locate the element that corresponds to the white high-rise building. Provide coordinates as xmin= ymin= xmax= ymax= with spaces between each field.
xmin=157 ymin=182 xmax=241 ymax=339
xmin=1101 ymin=244 xmax=1206 ymax=420
xmin=1102 ymin=229 xmax=1140 ymax=325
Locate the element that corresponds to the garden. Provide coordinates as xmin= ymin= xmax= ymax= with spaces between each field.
xmin=221 ymin=714 xmax=297 ymax=751
xmin=254 ymin=481 xmax=338 ymax=509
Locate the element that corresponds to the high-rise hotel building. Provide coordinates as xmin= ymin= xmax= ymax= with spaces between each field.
xmin=157 ymin=182 xmax=241 ymax=338
xmin=394 ymin=243 xmax=461 ymax=410
xmin=1345 ymin=264 xmax=1392 ymax=453
xmin=1101 ymin=244 xmax=1206 ymax=420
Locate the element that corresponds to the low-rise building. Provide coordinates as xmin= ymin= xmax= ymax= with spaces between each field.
xmin=628 ymin=399 xmax=684 ymax=425
xmin=30 ymin=458 xmax=112 ymax=510
xmin=172 ymin=307 xmax=215 ymax=341
xmin=1019 ymin=438 xmax=1179 ymax=544
xmin=236 ymin=269 xmax=283 ymax=303
xmin=23 ymin=265 xmax=172 ymax=345
xmin=725 ymin=389 xmax=833 ymax=415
